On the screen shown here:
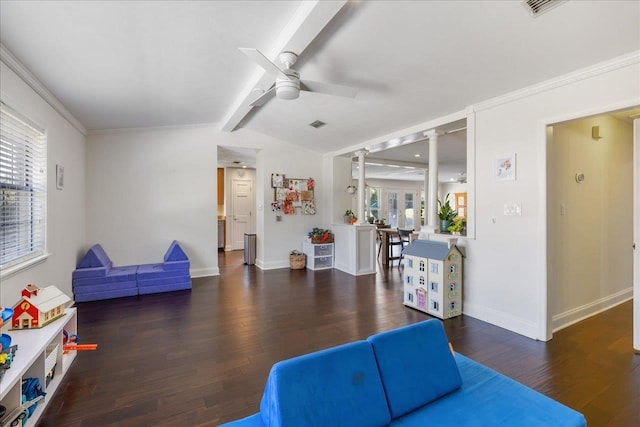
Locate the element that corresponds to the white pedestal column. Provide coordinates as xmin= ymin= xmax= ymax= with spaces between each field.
xmin=421 ymin=167 xmax=429 ymax=231
xmin=356 ymin=149 xmax=367 ymax=225
xmin=421 ymin=130 xmax=441 ymax=236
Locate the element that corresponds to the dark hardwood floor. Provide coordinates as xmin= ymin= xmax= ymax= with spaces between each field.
xmin=37 ymin=250 xmax=639 ymax=426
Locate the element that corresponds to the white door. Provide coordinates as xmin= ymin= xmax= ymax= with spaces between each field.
xmin=231 ymin=178 xmax=253 ymax=250
xmin=386 ymin=190 xmax=418 ymax=229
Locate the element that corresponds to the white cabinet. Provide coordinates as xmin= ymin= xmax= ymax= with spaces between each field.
xmin=303 ymin=241 xmax=334 ymax=270
xmin=0 ymin=308 xmax=77 ymax=427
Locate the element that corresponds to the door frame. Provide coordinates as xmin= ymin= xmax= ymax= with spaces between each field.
xmin=384 ymin=188 xmax=419 ymax=229
xmin=226 ymin=168 xmax=256 ymax=251
xmin=541 ymin=101 xmax=639 ymax=342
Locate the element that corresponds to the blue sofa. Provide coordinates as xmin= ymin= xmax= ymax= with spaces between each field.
xmin=219 ymin=320 xmax=586 ymax=427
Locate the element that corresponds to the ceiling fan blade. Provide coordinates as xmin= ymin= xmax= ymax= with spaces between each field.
xmin=249 ymin=86 xmax=276 ymax=107
xmin=239 ymin=48 xmax=292 ymax=81
xmin=300 ymin=80 xmax=357 ymax=99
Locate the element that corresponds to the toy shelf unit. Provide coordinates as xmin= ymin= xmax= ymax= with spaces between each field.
xmin=402 ymin=240 xmax=463 ymax=319
xmin=303 ymin=241 xmax=334 ymax=270
xmin=0 ymin=308 xmax=77 ymax=427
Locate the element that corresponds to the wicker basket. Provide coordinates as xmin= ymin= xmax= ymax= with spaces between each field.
xmin=290 ymin=254 xmax=306 ymax=269
xmin=311 ymin=234 xmax=334 ymax=244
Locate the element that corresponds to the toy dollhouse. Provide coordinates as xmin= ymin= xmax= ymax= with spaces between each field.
xmin=11 ymin=284 xmax=72 ymax=330
xmin=402 ymin=240 xmax=464 ymax=319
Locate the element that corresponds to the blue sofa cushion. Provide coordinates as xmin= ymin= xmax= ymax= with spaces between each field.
xmin=219 ymin=414 xmax=265 ymax=427
xmin=164 ymin=240 xmax=188 ymax=262
xmin=367 ymin=320 xmax=462 ymax=419
xmin=77 ymin=244 xmax=112 ymax=269
xmin=389 ymin=354 xmax=586 ymax=427
xmin=259 ymin=341 xmax=391 ymax=427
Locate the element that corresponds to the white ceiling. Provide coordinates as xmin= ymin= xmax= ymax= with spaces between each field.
xmin=1 ymin=1 xmax=639 ymax=181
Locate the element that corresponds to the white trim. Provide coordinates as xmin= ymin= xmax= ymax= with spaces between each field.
xmin=552 ymin=288 xmax=633 ymax=333
xmin=474 ymin=50 xmax=640 ymax=113
xmin=538 ymin=124 xmax=551 ymax=341
xmin=255 ymin=259 xmax=290 ymax=270
xmin=539 ymin=99 xmax=640 ymax=341
xmin=0 ymin=252 xmax=50 ymax=280
xmin=332 ymin=109 xmax=470 ymax=158
xmin=463 ymin=302 xmax=540 ymax=340
xmin=0 ymin=43 xmax=87 ymax=136
xmin=88 ymin=121 xmax=218 ymax=136
xmin=190 ymin=267 xmax=219 ymax=278
xmin=634 ymin=119 xmax=640 ymax=352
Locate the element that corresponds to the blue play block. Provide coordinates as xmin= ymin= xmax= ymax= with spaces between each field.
xmin=73 ymin=266 xmax=137 ymax=287
xmin=72 ymin=265 xmax=110 ymax=279
xmin=164 ymin=240 xmax=188 ymax=262
xmin=73 ymin=280 xmax=137 ymax=295
xmin=138 ymin=281 xmax=192 ymax=295
xmin=74 ymin=287 xmax=138 ymax=303
xmin=76 ymin=244 xmax=112 ymax=269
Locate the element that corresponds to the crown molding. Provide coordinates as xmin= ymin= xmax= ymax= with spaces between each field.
xmin=472 ymin=50 xmax=640 ymax=113
xmin=0 ymin=43 xmax=87 ymax=136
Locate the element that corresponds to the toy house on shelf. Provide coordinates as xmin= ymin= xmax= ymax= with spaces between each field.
xmin=11 ymin=284 xmax=72 ymax=330
xmin=402 ymin=240 xmax=464 ymax=319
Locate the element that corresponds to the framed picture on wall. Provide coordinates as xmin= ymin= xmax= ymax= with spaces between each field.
xmin=494 ymin=154 xmax=516 ymax=181
xmin=271 ymin=173 xmax=284 ymax=188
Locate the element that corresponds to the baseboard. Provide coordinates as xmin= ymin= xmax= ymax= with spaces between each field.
xmin=191 ymin=267 xmax=219 ymax=278
xmin=463 ymin=302 xmax=540 ymax=340
xmin=255 ymin=259 xmax=289 ymax=270
xmin=552 ymin=288 xmax=632 ymax=333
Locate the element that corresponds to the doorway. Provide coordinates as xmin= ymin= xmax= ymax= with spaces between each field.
xmin=385 ymin=189 xmax=418 ymax=229
xmin=547 ymin=108 xmax=637 ymax=341
xmin=229 ymin=175 xmax=254 ymax=250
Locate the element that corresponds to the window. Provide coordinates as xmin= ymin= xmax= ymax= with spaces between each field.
xmin=0 ymin=102 xmax=47 ymax=269
xmin=365 ymin=186 xmax=380 ymax=222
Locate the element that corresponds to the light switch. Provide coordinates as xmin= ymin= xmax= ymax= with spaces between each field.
xmin=503 ymin=203 xmax=522 ymax=216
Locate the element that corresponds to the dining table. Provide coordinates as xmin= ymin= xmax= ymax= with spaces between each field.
xmin=377 ymin=227 xmax=419 ymax=268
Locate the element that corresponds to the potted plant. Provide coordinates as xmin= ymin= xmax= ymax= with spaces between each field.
xmin=438 ymin=194 xmax=457 ymax=232
xmin=307 ymin=228 xmax=334 ymax=243
xmin=344 ymin=209 xmax=356 ymax=224
xmin=447 ymin=216 xmax=466 ymax=235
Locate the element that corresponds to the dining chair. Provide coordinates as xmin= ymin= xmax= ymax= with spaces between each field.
xmin=397 ymin=228 xmax=413 ymax=266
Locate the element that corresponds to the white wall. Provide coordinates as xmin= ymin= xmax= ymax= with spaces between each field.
xmin=0 ymin=61 xmax=86 ymax=305
xmin=256 ymin=147 xmax=324 ymax=269
xmin=548 ymin=115 xmax=633 ymax=330
xmin=87 ymin=126 xmax=218 ymax=277
xmin=464 ymin=55 xmax=639 ymax=340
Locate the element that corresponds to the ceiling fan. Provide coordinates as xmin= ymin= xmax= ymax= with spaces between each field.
xmin=239 ymin=48 xmax=357 ymax=107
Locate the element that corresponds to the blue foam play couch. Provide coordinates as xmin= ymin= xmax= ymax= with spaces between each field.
xmin=72 ymin=241 xmax=191 ymax=302
xmin=219 ymin=319 xmax=586 ymax=427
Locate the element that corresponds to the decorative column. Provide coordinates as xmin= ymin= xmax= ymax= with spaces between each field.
xmin=356 ymin=149 xmax=367 ymax=224
xmin=423 ymin=130 xmax=441 ymax=233
xmin=422 ymin=168 xmax=429 ymax=228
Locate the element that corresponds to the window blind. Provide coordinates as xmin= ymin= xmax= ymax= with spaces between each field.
xmin=0 ymin=102 xmax=47 ymax=268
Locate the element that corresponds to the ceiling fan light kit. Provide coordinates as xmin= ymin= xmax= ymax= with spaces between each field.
xmin=276 ymin=69 xmax=301 ymax=100
xmin=240 ymin=47 xmax=356 ymax=108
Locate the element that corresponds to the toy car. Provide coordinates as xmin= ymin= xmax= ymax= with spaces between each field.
xmin=0 ymin=395 xmax=44 ymax=427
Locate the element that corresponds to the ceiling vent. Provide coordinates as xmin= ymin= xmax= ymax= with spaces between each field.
xmin=522 ymin=0 xmax=566 ymax=17
xmin=309 ymin=120 xmax=327 ymax=129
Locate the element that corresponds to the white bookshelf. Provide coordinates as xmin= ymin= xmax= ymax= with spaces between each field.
xmin=0 ymin=307 xmax=77 ymax=426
